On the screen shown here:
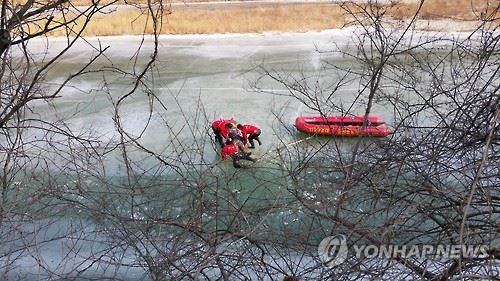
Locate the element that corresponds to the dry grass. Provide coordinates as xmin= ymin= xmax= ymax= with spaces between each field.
xmin=390 ymin=0 xmax=499 ymax=21
xmin=165 ymin=4 xmax=346 ymax=34
xmin=43 ymin=4 xmax=346 ymax=36
xmin=24 ymin=0 xmax=499 ymax=36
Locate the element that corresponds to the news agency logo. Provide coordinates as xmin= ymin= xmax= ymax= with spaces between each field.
xmin=317 ymin=234 xmax=348 ymax=267
xmin=318 ymin=235 xmax=489 ymax=268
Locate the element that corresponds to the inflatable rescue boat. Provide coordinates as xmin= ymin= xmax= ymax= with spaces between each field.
xmin=295 ymin=116 xmax=392 ymax=137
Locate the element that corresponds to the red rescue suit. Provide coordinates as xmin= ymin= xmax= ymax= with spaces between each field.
xmin=221 ymin=143 xmax=239 ymax=160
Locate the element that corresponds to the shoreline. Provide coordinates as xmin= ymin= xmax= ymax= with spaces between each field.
xmin=28 ymin=24 xmax=481 ymax=42
xmin=17 ymin=27 xmax=482 ymax=61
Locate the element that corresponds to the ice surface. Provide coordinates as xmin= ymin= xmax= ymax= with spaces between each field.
xmin=15 ymin=28 xmax=475 ymax=170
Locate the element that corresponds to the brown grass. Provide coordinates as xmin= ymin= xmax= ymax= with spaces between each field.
xmin=43 ymin=4 xmax=346 ymax=36
xmin=166 ymin=4 xmax=346 ymax=34
xmin=390 ymin=0 xmax=499 ymax=21
xmin=25 ymin=0 xmax=499 ymax=36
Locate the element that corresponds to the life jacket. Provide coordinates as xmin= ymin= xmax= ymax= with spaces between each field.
xmin=214 ymin=119 xmax=233 ymax=139
xmin=221 ymin=143 xmax=239 ymax=159
xmin=240 ymin=124 xmax=260 ymax=143
xmin=242 ymin=124 xmax=260 ymax=135
xmin=211 ymin=119 xmax=224 ymax=130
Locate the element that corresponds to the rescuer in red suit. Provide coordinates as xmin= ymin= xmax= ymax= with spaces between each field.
xmin=211 ymin=119 xmax=234 ymax=147
xmin=237 ymin=124 xmax=262 ymax=149
xmin=221 ymin=141 xmax=256 ymax=168
xmin=211 ymin=119 xmax=225 ymax=147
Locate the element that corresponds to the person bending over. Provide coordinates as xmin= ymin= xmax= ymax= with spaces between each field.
xmin=221 ymin=141 xmax=256 ymax=168
xmin=211 ymin=119 xmax=225 ymax=147
xmin=237 ymin=124 xmax=262 ymax=149
xmin=211 ymin=119 xmax=234 ymax=147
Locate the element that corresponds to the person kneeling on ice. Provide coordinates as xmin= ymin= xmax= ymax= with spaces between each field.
xmin=237 ymin=123 xmax=262 ymax=149
xmin=211 ymin=119 xmax=227 ymax=147
xmin=221 ymin=141 xmax=256 ymax=168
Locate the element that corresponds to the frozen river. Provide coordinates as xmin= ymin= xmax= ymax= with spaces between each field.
xmin=25 ymin=29 xmax=397 ymax=171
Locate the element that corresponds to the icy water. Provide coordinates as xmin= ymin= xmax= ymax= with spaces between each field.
xmin=7 ymin=31 xmax=400 ymax=278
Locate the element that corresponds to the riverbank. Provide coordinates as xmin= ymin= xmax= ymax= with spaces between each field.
xmin=37 ymin=0 xmax=496 ymax=36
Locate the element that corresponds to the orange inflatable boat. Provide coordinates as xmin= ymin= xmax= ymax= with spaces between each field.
xmin=295 ymin=116 xmax=392 ymax=137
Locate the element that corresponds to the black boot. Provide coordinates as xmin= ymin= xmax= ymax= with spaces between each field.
xmin=249 ymin=139 xmax=255 ymax=149
xmin=233 ymin=159 xmax=242 ymax=168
